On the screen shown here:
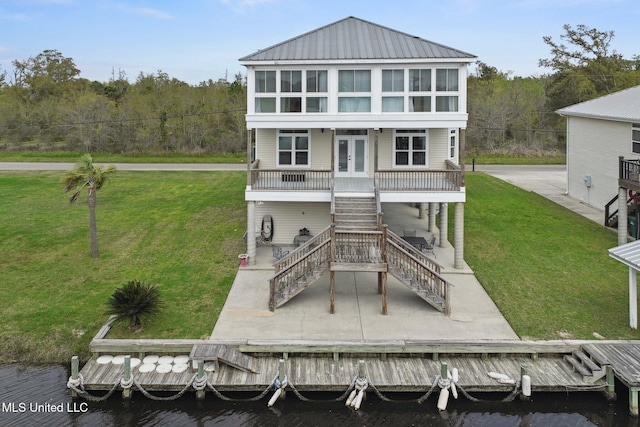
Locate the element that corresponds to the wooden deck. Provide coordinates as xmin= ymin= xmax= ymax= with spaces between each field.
xmin=77 ymin=340 xmax=616 ymax=394
xmin=78 ymin=353 xmax=604 ymax=393
xmin=583 ymin=343 xmax=640 ymax=387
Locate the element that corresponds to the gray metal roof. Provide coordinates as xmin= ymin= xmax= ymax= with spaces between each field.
xmin=556 ymin=85 xmax=640 ymax=123
xmin=239 ymin=16 xmax=476 ymax=63
xmin=609 ymin=239 xmax=640 ymax=270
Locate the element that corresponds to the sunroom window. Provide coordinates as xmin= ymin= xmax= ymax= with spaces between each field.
xmin=436 ymin=69 xmax=458 ymax=91
xmin=409 ymin=69 xmax=431 ymax=91
xmin=281 ymin=70 xmax=302 ymax=93
xmin=306 ymin=70 xmax=327 ymax=92
xmin=338 ymin=70 xmax=371 ymax=112
xmin=278 ymin=130 xmax=309 ymax=166
xmin=382 ymin=69 xmax=404 ymax=92
xmin=256 ymin=71 xmax=276 ymax=93
xmin=394 ymin=130 xmax=427 ymax=166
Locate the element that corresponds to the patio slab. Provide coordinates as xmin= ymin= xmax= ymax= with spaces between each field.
xmin=211 ymin=202 xmax=519 ymax=342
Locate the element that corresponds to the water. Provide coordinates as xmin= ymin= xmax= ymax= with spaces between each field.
xmin=0 ymin=364 xmax=637 ymax=426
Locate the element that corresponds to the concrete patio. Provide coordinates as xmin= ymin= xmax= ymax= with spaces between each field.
xmin=211 ymin=202 xmax=519 ymax=341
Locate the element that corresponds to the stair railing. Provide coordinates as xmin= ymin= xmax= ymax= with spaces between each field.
xmin=384 ymin=227 xmax=450 ymax=315
xmin=269 ymin=225 xmax=332 ymax=310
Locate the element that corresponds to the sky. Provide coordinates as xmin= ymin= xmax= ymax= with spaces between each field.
xmin=0 ymin=0 xmax=638 ymax=85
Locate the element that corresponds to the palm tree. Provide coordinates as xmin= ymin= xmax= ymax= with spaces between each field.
xmin=63 ymin=154 xmax=116 ymax=258
xmin=106 ymin=280 xmax=164 ymax=331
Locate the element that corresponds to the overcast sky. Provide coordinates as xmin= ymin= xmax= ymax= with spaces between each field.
xmin=1 ymin=0 xmax=637 ymax=85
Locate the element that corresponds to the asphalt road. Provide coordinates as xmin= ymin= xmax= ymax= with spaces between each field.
xmin=0 ymin=162 xmax=246 ymax=171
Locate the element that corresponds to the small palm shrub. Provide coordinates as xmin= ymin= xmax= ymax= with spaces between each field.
xmin=106 ymin=280 xmax=164 ymax=331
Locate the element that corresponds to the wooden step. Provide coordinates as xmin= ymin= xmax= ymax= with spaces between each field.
xmin=573 ymin=349 xmax=602 ymax=372
xmin=564 ymin=354 xmax=592 ymax=376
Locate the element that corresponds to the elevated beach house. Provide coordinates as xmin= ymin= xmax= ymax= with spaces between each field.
xmin=240 ymin=17 xmax=476 ymax=314
xmin=556 ymin=85 xmax=640 ymax=244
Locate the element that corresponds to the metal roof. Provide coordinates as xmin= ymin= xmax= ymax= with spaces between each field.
xmin=609 ymin=239 xmax=640 ymax=270
xmin=239 ymin=16 xmax=476 ymax=63
xmin=556 ymin=85 xmax=640 ymax=123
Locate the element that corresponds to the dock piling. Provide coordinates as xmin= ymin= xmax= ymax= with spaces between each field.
xmin=122 ymin=355 xmax=132 ymax=399
xmin=605 ymin=365 xmax=617 ymax=401
xmin=70 ymin=356 xmax=79 ymax=398
xmin=630 ymin=387 xmax=639 ymax=417
xmin=196 ymin=361 xmax=206 ymax=400
xmin=278 ymin=358 xmax=286 ymax=400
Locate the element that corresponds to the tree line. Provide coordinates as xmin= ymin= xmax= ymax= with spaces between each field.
xmin=0 ymin=25 xmax=639 ymax=157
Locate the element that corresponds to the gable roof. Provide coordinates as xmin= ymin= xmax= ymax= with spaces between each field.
xmin=556 ymin=85 xmax=640 ymax=123
xmin=239 ymin=16 xmax=476 ymax=63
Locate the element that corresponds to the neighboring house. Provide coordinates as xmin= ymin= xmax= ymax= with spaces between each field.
xmin=240 ymin=17 xmax=476 ymax=313
xmin=557 ymin=85 xmax=640 ymax=243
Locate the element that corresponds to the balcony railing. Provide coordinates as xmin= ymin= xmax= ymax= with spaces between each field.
xmin=249 ymin=160 xmax=463 ymax=192
xmin=620 ymin=157 xmax=640 ymax=182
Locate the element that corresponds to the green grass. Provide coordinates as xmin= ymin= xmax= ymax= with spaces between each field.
xmin=0 ymin=151 xmax=246 ymax=163
xmin=2 ymin=169 xmax=638 ymax=364
xmin=462 ymin=173 xmax=639 ymax=340
xmin=468 ymin=155 xmax=566 ymax=165
xmin=0 ymin=170 xmax=246 ymax=363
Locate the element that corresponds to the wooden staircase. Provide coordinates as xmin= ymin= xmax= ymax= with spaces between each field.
xmin=269 ymin=190 xmax=451 ymax=315
xmin=563 ymin=347 xmax=605 ymax=382
xmin=333 ymin=196 xmax=378 ymax=231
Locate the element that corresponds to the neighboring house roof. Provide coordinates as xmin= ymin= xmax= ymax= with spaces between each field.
xmin=556 ymin=85 xmax=640 ymax=123
xmin=239 ymin=16 xmax=476 ymax=63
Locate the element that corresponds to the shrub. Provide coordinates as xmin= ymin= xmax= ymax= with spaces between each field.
xmin=105 ymin=280 xmax=164 ymax=331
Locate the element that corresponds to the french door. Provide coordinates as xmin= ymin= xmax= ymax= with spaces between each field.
xmin=335 ymin=134 xmax=368 ymax=178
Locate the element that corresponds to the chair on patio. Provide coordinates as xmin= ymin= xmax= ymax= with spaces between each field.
xmin=403 ymin=229 xmax=416 ymax=237
xmin=272 ymin=245 xmax=289 ymax=260
xmin=423 ymin=235 xmax=437 ymax=258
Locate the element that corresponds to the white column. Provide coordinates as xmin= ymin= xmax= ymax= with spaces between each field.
xmin=247 ymin=201 xmax=256 ymax=266
xmin=619 ymin=187 xmax=628 ymax=246
xmin=630 ymin=267 xmax=638 ymax=329
xmin=439 ymin=203 xmax=448 ymax=248
xmin=428 ymin=202 xmax=437 ymax=233
xmin=418 ymin=202 xmax=426 ymax=220
xmin=454 ymin=202 xmax=464 ymax=269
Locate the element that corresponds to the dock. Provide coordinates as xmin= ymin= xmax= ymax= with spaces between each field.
xmin=72 ymin=338 xmax=640 ymax=414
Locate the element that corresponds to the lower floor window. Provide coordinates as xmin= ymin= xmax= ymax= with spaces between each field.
xmin=436 ymin=96 xmax=458 ymax=112
xmin=394 ymin=130 xmax=427 ymax=166
xmin=278 ymin=130 xmax=309 ymax=166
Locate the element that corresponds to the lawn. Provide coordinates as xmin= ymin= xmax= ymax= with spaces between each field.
xmin=463 ymin=172 xmax=640 ymax=341
xmin=1 ymin=169 xmax=638 ymax=364
xmin=0 ymin=170 xmax=246 ymax=363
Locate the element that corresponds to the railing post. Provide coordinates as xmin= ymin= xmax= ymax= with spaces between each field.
xmin=620 ymin=156 xmax=625 ymax=180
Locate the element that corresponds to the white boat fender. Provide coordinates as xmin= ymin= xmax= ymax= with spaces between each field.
xmin=488 ymin=371 xmax=511 ymax=380
xmin=353 ymin=390 xmax=364 ymax=411
xmin=498 ymin=378 xmax=516 ymax=385
xmin=522 ymin=375 xmax=532 ymax=397
xmin=447 ymin=370 xmax=452 ymax=379
xmin=451 ymin=382 xmax=458 ymax=400
xmin=437 ymin=388 xmax=450 ymax=411
xmin=267 ymin=388 xmax=282 ymax=407
xmin=452 ymin=368 xmax=459 ymax=383
xmin=345 ymin=389 xmax=357 ymax=407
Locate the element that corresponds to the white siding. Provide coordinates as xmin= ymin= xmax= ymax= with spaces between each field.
xmin=567 ymin=116 xmax=631 ymax=210
xmin=254 ymin=202 xmax=331 ymax=245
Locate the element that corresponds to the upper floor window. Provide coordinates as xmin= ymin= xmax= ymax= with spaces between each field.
xmin=436 ymin=69 xmax=458 ymax=91
xmin=338 ymin=70 xmax=371 ymax=92
xmin=633 ymin=123 xmax=640 ymax=154
xmin=278 ymin=130 xmax=309 ymax=166
xmin=307 ymin=70 xmax=327 ymax=92
xmin=256 ymin=71 xmax=276 ymax=93
xmin=409 ymin=69 xmax=431 ymax=91
xmin=281 ymin=71 xmax=302 ymax=93
xmin=394 ymin=129 xmax=427 ymax=167
xmin=382 ymin=70 xmax=404 ymax=92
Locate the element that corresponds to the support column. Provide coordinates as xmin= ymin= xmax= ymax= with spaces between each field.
xmin=619 ymin=186 xmax=628 ymax=246
xmin=630 ymin=387 xmax=639 ymax=417
xmin=247 ymin=201 xmax=256 ymax=266
xmin=454 ymin=202 xmax=464 ymax=269
xmin=439 ymin=203 xmax=448 ymax=248
xmin=428 ymin=202 xmax=437 ymax=232
xmin=630 ymin=267 xmax=638 ymax=329
xmin=418 ymin=202 xmax=426 ymax=220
